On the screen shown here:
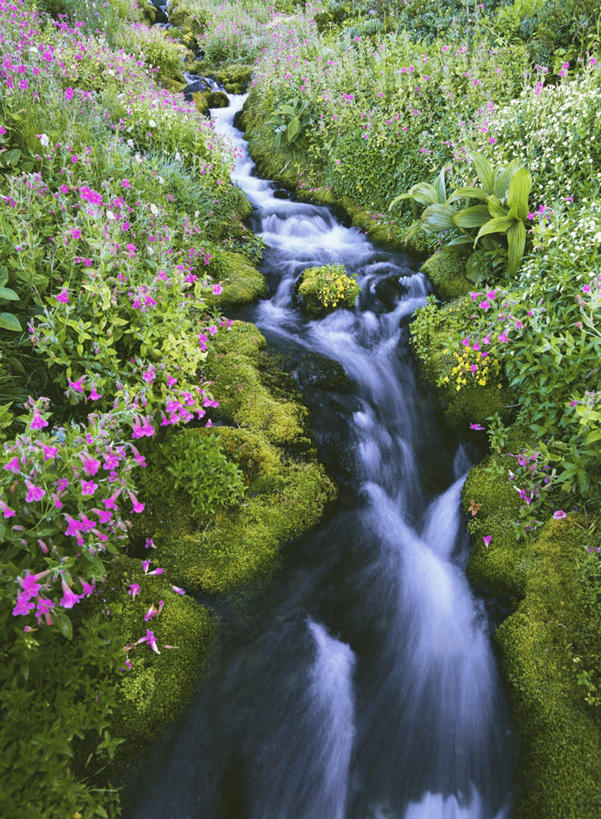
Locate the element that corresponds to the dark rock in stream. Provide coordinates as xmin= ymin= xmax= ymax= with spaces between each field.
xmin=294 ymin=353 xmax=350 ymax=392
xmin=374 ymin=274 xmax=408 ymax=309
xmin=183 ymin=77 xmax=213 ymax=96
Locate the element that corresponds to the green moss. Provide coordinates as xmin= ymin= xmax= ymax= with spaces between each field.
xmin=216 ymin=64 xmax=254 ymax=92
xmin=410 ymin=297 xmax=513 ymax=429
xmin=209 ymin=251 xmax=266 ymax=308
xmin=463 ymin=453 xmax=530 ymax=599
xmin=191 ymin=90 xmax=209 ymax=115
xmin=495 ymin=518 xmax=601 ymax=817
xmin=297 ymin=263 xmax=360 ymax=315
xmin=161 ymin=75 xmax=186 ymax=93
xmin=105 ymin=556 xmax=216 ymax=753
xmin=205 ymin=321 xmax=310 ymax=447
xmin=421 ymin=245 xmax=472 ymax=301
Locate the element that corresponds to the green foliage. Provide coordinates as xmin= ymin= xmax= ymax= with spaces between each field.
xmin=160 ymin=429 xmax=246 ymax=519
xmin=268 ymin=95 xmax=317 ymax=148
xmin=298 ymin=264 xmax=360 ymax=314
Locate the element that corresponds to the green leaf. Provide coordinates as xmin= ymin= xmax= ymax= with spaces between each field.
xmin=434 ymin=168 xmax=446 ymax=203
xmin=421 ymin=203 xmax=456 ymax=232
xmin=446 ymin=187 xmax=489 ymax=205
xmin=452 ymin=204 xmax=490 ymax=229
xmin=507 ymin=220 xmax=527 ymax=275
xmin=407 ymin=182 xmax=441 ymax=206
xmin=507 ymin=168 xmax=532 ymax=221
xmin=486 ymin=195 xmax=507 ymax=219
xmin=471 ymin=152 xmax=495 ymax=193
xmin=492 ymin=160 xmax=519 ymax=199
xmin=474 ymin=216 xmax=514 ymax=244
xmin=0 ymin=286 xmax=19 ymax=302
xmin=0 ymin=312 xmax=21 ymax=332
xmin=286 ymin=116 xmax=300 ymax=143
xmin=55 ymin=612 xmax=73 ymax=640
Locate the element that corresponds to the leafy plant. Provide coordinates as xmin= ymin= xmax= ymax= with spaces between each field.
xmin=267 ymin=96 xmax=317 ymax=148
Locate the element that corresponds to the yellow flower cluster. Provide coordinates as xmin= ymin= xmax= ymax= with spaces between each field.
xmin=439 ymin=346 xmax=502 ymax=391
xmin=300 ymin=263 xmax=361 ymax=311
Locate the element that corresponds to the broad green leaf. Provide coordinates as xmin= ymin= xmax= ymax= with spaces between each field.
xmin=286 ymin=116 xmax=300 ymax=143
xmin=446 ymin=187 xmax=489 ymax=204
xmin=0 ymin=267 xmax=8 ymax=287
xmin=474 ymin=216 xmax=514 ymax=244
xmin=0 ymin=286 xmax=19 ymax=301
xmin=0 ymin=312 xmax=21 ymax=332
xmin=407 ymin=182 xmax=441 ymax=206
xmin=507 ymin=220 xmax=527 ymax=274
xmin=452 ymin=204 xmax=490 ymax=229
xmin=421 ymin=203 xmax=456 ymax=232
xmin=471 ymin=152 xmax=494 ymax=193
xmin=486 ymin=194 xmax=507 ymax=219
xmin=507 ymin=168 xmax=532 ymax=221
xmin=492 ymin=160 xmax=519 ymax=199
xmin=434 ymin=168 xmax=446 ymax=203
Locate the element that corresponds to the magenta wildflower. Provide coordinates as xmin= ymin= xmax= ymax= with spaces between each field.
xmin=41 ymin=444 xmax=58 ymax=461
xmin=30 ymin=410 xmax=48 ymax=430
xmin=25 ymin=482 xmax=45 ymax=502
xmin=171 ymin=585 xmax=186 ymax=595
xmin=68 ymin=376 xmax=85 ymax=393
xmin=1 ymin=500 xmax=15 ymax=518
xmin=60 ymin=579 xmax=81 ymax=609
xmin=470 ymin=423 xmax=485 ymax=431
xmin=482 ymin=535 xmax=492 ymax=548
xmin=128 ymin=583 xmax=141 ymax=598
xmin=212 ymin=283 xmax=223 ymax=296
xmin=553 ymin=510 xmax=567 ymax=519
xmin=4 ymin=457 xmax=20 ymax=473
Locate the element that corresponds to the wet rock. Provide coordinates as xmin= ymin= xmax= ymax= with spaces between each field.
xmin=149 ymin=0 xmax=168 ymax=24
xmin=207 ymin=90 xmax=229 ymax=108
xmin=295 ymin=354 xmax=349 ymax=391
xmin=183 ymin=77 xmax=213 ymax=96
xmin=374 ymin=274 xmax=407 ymax=309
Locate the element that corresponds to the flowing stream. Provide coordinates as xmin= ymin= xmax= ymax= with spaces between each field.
xmin=126 ymin=93 xmax=513 ymax=818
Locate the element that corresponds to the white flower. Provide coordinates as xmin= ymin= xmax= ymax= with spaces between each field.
xmin=149 ymin=119 xmax=157 ymax=128
xmin=38 ymin=133 xmax=49 ymax=147
xmin=106 ymin=210 xmax=115 ymax=221
xmin=150 ymin=203 xmax=159 ymax=216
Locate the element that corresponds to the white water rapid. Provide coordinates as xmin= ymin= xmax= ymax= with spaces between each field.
xmin=126 ymin=92 xmax=512 ymax=819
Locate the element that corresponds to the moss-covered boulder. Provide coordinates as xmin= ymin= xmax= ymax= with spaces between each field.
xmin=206 ymin=251 xmax=266 ymax=308
xmin=410 ymin=296 xmax=513 ymax=428
xmin=105 ymin=556 xmax=216 ymax=753
xmin=421 ymin=245 xmax=472 ymax=301
xmin=495 ymin=518 xmax=601 ymax=817
xmin=297 ymin=263 xmax=360 ymax=316
xmin=134 ymin=321 xmax=335 ymax=595
xmin=216 ymin=64 xmax=254 ymax=93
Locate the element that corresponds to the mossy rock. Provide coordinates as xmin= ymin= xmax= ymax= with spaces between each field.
xmin=421 ymin=245 xmax=472 ymax=301
xmin=495 ymin=517 xmax=601 ymax=817
xmin=141 ymin=3 xmax=157 ymax=24
xmin=209 ymin=251 xmax=266 ymax=308
xmin=217 ymin=64 xmax=254 ymax=92
xmin=410 ymin=296 xmax=513 ymax=429
xmin=168 ymin=0 xmax=207 ymax=35
xmin=161 ymin=76 xmax=185 ymax=93
xmin=104 ymin=556 xmax=216 ymax=754
xmin=463 ymin=452 xmax=531 ymax=600
xmin=205 ymin=322 xmax=309 ymax=447
xmin=207 ymin=90 xmax=229 ymax=109
xmin=297 ymin=264 xmax=360 ymax=316
xmin=191 ymin=91 xmax=209 ymax=115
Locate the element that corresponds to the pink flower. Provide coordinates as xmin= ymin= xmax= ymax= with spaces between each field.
xmin=470 ymin=423 xmax=485 ymax=431
xmin=60 ymin=184 xmax=69 ymax=195
xmin=60 ymin=579 xmax=81 ymax=609
xmin=143 ymin=629 xmax=160 ymax=654
xmin=81 ymin=480 xmax=98 ymax=496
xmin=64 ymin=87 xmax=74 ymax=101
xmin=553 ymin=510 xmax=567 ymax=519
xmin=89 ymin=385 xmax=102 ymax=401
xmin=1 ymin=500 xmax=16 ymax=517
xmin=171 ymin=585 xmax=186 ymax=595
xmin=121 ymin=179 xmax=131 ymax=188
xmin=55 ymin=289 xmax=69 ymax=304
xmin=30 ymin=410 xmax=48 ymax=430
xmin=79 ymin=578 xmax=95 ymax=596
xmin=128 ymin=583 xmax=141 ymax=598
xmin=41 ymin=444 xmax=58 ymax=461
xmin=25 ymin=482 xmax=45 ymax=503
xmin=131 ymin=498 xmax=145 ymax=514
xmin=80 ymin=455 xmax=101 ymax=476
xmin=212 ymin=283 xmax=223 ymax=296
xmin=68 ymin=376 xmax=85 ymax=393
xmin=144 ymin=538 xmax=155 ymax=549
xmin=498 ymin=332 xmax=508 ymax=343
xmin=4 ymin=457 xmax=20 ymax=473
xmin=482 ymin=535 xmax=492 ymax=548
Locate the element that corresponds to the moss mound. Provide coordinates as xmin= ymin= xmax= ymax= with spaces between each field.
xmin=105 ymin=556 xmax=216 ymax=752
xmin=297 ymin=263 xmax=360 ymax=315
xmin=421 ymin=245 xmax=472 ymax=300
xmin=217 ymin=64 xmax=254 ymax=93
xmin=210 ymin=251 xmax=266 ymax=308
xmin=135 ymin=321 xmax=335 ymax=595
xmin=495 ymin=518 xmax=601 ymax=817
xmin=410 ymin=296 xmax=512 ymax=428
